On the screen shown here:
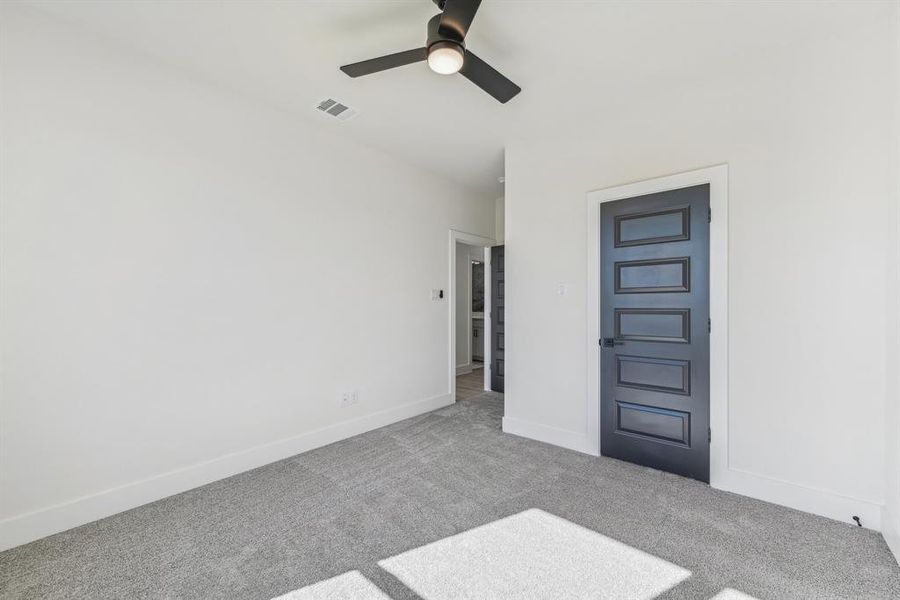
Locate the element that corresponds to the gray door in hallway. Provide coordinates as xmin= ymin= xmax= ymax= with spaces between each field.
xmin=600 ymin=185 xmax=710 ymax=482
xmin=491 ymin=245 xmax=504 ymax=393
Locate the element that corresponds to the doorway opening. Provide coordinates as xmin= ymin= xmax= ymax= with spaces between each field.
xmin=456 ymin=242 xmax=485 ymax=400
xmin=449 ymin=230 xmax=496 ymax=402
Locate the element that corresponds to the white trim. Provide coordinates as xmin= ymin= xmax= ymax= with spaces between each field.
xmin=884 ymin=506 xmax=900 ymax=565
xmin=0 ymin=392 xmax=452 ymax=552
xmin=483 ymin=246 xmax=492 ymax=392
xmin=502 ymin=416 xmax=595 ymax=455
xmin=448 ymin=230 xmax=495 ymax=402
xmin=586 ymin=164 xmax=729 ymax=474
xmin=714 ymin=467 xmax=883 ymax=530
xmin=456 ymin=363 xmax=473 ymax=376
xmin=466 ymin=258 xmax=473 ymax=366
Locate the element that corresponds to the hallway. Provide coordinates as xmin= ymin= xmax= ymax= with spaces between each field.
xmin=456 ymin=365 xmax=485 ymax=401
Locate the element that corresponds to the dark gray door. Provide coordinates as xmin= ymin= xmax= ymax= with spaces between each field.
xmin=491 ymin=245 xmax=504 ymax=393
xmin=600 ymin=185 xmax=710 ymax=482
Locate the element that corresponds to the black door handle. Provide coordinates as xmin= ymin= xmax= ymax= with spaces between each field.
xmin=601 ymin=338 xmax=624 ymax=348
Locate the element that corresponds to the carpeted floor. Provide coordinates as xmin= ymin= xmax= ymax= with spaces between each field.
xmin=2 ymin=392 xmax=899 ymax=599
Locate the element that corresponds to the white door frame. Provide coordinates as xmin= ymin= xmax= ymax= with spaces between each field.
xmin=449 ymin=229 xmax=496 ymax=401
xmin=481 ymin=245 xmax=492 ymax=392
xmin=586 ymin=165 xmax=729 ymax=487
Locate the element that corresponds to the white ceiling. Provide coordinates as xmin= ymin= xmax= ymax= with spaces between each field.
xmin=25 ymin=0 xmax=869 ymax=198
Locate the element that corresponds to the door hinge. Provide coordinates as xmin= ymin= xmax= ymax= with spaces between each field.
xmin=708 ymin=318 xmax=711 ymax=333
xmin=708 ymin=427 xmax=712 ymax=443
xmin=708 ymin=207 xmax=712 ymax=223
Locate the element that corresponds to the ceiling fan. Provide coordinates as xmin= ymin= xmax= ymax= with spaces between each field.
xmin=340 ymin=0 xmax=521 ymax=104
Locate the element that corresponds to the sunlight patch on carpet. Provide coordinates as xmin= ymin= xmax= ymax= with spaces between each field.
xmin=271 ymin=570 xmax=389 ymax=600
xmin=709 ymin=589 xmax=760 ymax=599
xmin=379 ymin=508 xmax=691 ymax=600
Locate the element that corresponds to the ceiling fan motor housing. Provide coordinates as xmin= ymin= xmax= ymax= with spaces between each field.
xmin=427 ymin=13 xmax=464 ymax=52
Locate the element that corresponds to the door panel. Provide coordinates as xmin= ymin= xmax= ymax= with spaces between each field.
xmin=616 ymin=402 xmax=690 ymax=446
xmin=616 ymin=355 xmax=690 ymax=395
xmin=491 ymin=245 xmax=505 ymax=393
xmin=615 ymin=308 xmax=691 ymax=343
xmin=615 ymin=257 xmax=690 ymax=293
xmin=615 ymin=207 xmax=690 ymax=246
xmin=600 ymin=184 xmax=710 ymax=482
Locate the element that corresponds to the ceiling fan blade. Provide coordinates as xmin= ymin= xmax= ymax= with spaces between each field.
xmin=459 ymin=50 xmax=521 ymax=103
xmin=340 ymin=48 xmax=427 ymax=77
xmin=439 ymin=0 xmax=482 ymax=40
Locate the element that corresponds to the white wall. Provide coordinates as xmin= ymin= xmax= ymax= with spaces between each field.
xmin=886 ymin=152 xmax=900 ymax=559
xmin=0 ymin=6 xmax=494 ymax=550
xmin=504 ymin=6 xmax=899 ymax=530
xmin=886 ymin=2 xmax=900 ymax=563
xmin=494 ymin=196 xmax=505 ymax=244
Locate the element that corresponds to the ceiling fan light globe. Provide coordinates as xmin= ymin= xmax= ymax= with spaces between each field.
xmin=427 ymin=42 xmax=464 ymax=75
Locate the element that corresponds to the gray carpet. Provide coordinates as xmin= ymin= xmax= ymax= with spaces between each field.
xmin=2 ymin=392 xmax=898 ymax=599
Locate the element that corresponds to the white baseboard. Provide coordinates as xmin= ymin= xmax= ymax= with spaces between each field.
xmin=456 ymin=363 xmax=473 ymax=375
xmin=502 ymin=417 xmax=884 ymax=531
xmin=883 ymin=506 xmax=900 ymax=565
xmin=713 ymin=467 xmax=883 ymax=530
xmin=0 ymin=393 xmax=452 ymax=552
xmin=502 ymin=416 xmax=598 ymax=456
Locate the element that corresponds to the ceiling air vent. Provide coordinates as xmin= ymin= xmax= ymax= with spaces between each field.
xmin=315 ymin=98 xmax=358 ymax=122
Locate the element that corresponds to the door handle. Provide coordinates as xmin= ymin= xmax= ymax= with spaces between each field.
xmin=601 ymin=338 xmax=624 ymax=348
